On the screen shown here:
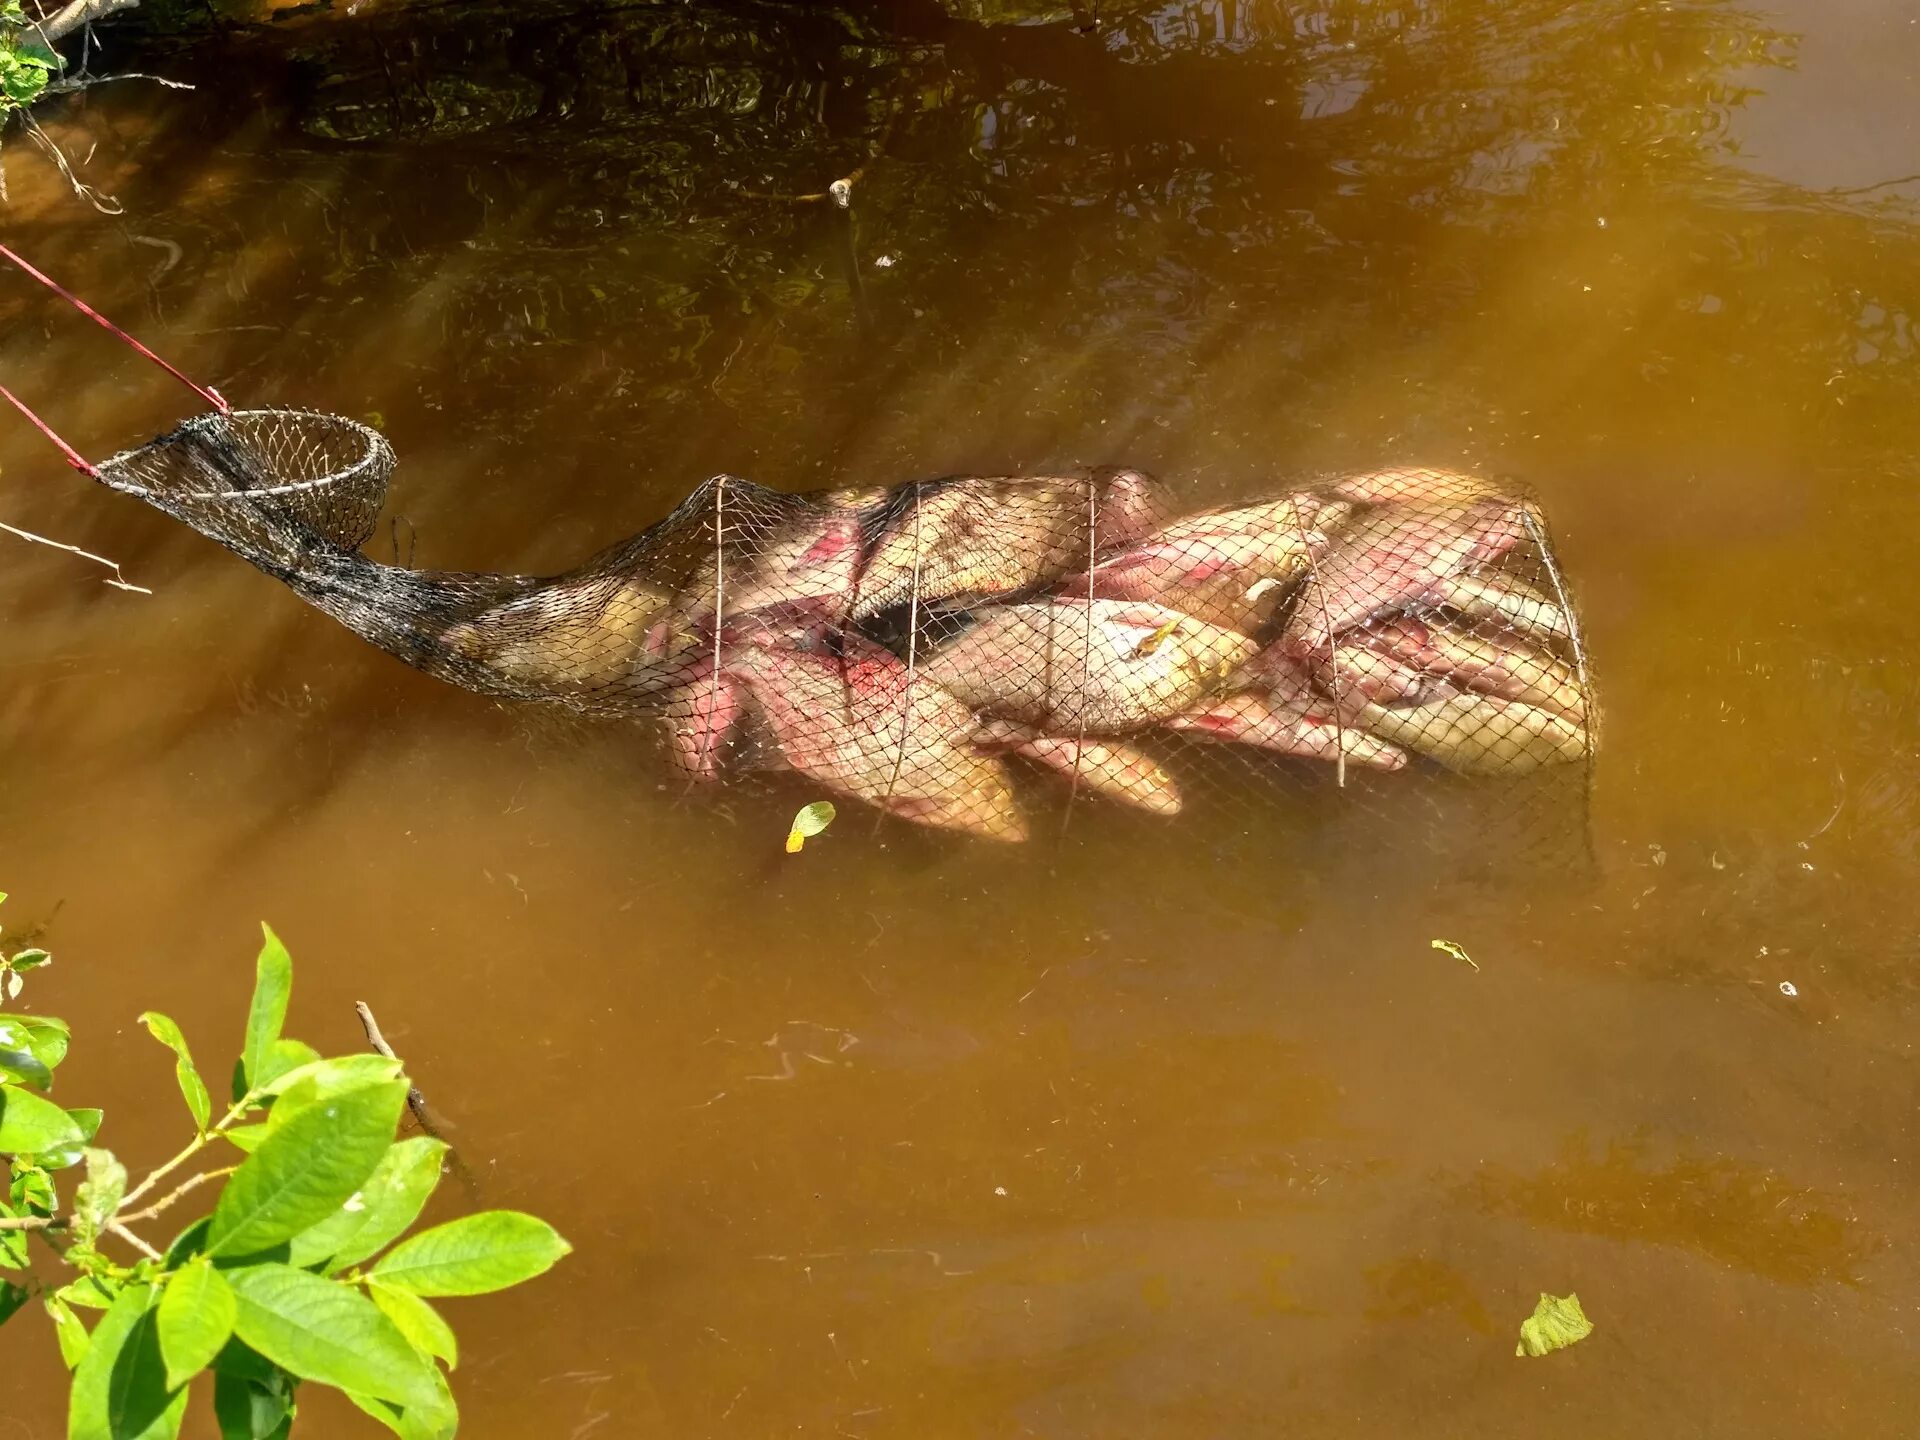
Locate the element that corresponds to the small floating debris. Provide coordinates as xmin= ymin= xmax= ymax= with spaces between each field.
xmin=785 ymin=801 xmax=837 ymax=854
xmin=1431 ymin=938 xmax=1480 ymax=972
xmin=1515 ymin=1291 xmax=1594 ymax=1357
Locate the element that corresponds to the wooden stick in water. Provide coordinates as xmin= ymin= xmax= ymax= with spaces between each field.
xmin=354 ymin=1000 xmax=481 ymax=1197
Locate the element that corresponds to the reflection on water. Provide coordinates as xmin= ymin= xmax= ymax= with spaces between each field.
xmin=2 ymin=0 xmax=1918 ymax=1434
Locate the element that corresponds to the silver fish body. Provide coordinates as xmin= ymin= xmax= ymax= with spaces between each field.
xmin=723 ymin=635 xmax=1028 ymax=840
xmin=1356 ymin=694 xmax=1587 ymax=775
xmin=1330 ymin=467 xmax=1496 ymax=508
xmin=1433 ymin=570 xmax=1574 ymax=644
xmin=925 ymin=598 xmax=1256 ymax=732
xmin=661 ymin=660 xmax=747 ymax=782
xmin=442 ymin=573 xmax=701 ymax=699
xmin=1165 ymin=690 xmax=1408 ymax=771
xmin=974 ymin=718 xmax=1183 ymax=816
xmin=1369 ymin=617 xmax=1584 ymax=718
xmin=852 ymin=471 xmax=1167 ymax=617
xmin=1282 ymin=496 xmax=1531 ymax=656
xmin=1071 ymin=492 xmax=1352 ymax=634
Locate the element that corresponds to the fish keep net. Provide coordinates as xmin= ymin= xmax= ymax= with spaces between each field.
xmin=92 ymin=414 xmax=1594 ymax=857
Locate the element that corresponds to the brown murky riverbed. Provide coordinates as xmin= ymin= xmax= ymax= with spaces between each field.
xmin=3 ymin=0 xmax=1918 ymax=1434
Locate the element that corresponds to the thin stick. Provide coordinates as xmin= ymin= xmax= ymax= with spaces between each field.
xmin=1059 ymin=476 xmax=1097 ymax=838
xmin=1291 ymin=499 xmax=1346 ymax=787
xmin=354 ymin=1002 xmax=448 ymax=1138
xmin=0 ymin=239 xmax=226 ymax=411
xmin=875 ymin=483 xmax=923 ymax=826
xmin=114 ymin=1165 xmax=236 ymax=1225
xmin=355 ymin=1001 xmax=481 ymax=1201
xmin=0 ymin=518 xmax=150 ymax=592
xmin=107 ymin=1221 xmax=162 ymax=1260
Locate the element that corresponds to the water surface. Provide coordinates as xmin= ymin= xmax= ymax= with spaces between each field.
xmin=2 ymin=1 xmax=1917 ymax=1434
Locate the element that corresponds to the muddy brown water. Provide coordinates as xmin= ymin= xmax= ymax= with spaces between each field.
xmin=3 ymin=1 xmax=1918 ymax=1434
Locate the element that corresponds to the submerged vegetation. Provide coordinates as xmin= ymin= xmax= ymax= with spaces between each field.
xmin=0 ymin=899 xmax=569 ymax=1438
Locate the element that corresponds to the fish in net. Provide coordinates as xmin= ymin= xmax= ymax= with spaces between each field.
xmin=2 ymin=247 xmax=1594 ymax=858
xmin=92 ymin=445 xmax=1597 ymax=854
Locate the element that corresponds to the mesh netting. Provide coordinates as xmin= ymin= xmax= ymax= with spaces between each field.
xmin=91 ymin=413 xmax=1594 ymax=851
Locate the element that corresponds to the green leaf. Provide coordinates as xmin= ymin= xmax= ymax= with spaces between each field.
xmin=213 ymin=1369 xmax=295 ymax=1440
xmin=1515 ymin=1291 xmax=1595 ymax=1357
xmin=369 ymin=1282 xmax=457 ymax=1369
xmin=138 ymin=1013 xmax=211 ymax=1134
xmin=226 ymin=1262 xmax=439 ymax=1409
xmin=163 ymin=1217 xmax=211 ymax=1269
xmin=56 ymin=1274 xmax=122 ymax=1310
xmin=0 ymin=1013 xmax=69 ymax=1071
xmin=260 ymin=1053 xmax=402 ymax=1105
xmin=209 ymin=1335 xmax=276 ymax=1381
xmin=240 ymin=926 xmax=292 ymax=1094
xmin=10 ymin=1162 xmax=55 ymax=1213
xmin=67 ymin=1282 xmax=189 ymax=1440
xmin=47 ymin=1294 xmax=90 ymax=1368
xmin=72 ymin=1147 xmax=128 ymax=1246
xmin=38 ymin=1108 xmax=106 ymax=1171
xmin=785 ymin=799 xmax=837 ymax=852
xmin=0 ymin=1080 xmax=83 ymax=1152
xmin=157 ymin=1259 xmax=237 ymax=1389
xmin=289 ymin=1136 xmax=445 ymax=1271
xmin=343 ymin=1366 xmax=457 ymax=1440
xmin=11 ymin=947 xmax=51 ymax=970
xmin=222 ymin=1125 xmax=268 ymax=1155
xmin=0 ymin=1044 xmax=50 ymax=1089
xmin=207 ymin=1080 xmax=406 ymax=1259
xmin=372 ymin=1211 xmax=571 ymax=1297
xmin=1 ymin=64 xmax=47 ymax=108
xmin=250 ymin=1039 xmax=320 ymax=1096
xmin=0 ymin=1277 xmax=26 ymax=1326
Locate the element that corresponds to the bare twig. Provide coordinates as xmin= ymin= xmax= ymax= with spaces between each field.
xmin=115 ymin=1165 xmax=236 ymax=1225
xmin=354 ymin=1001 xmax=451 ymax=1139
xmin=0 ymin=518 xmax=150 ymax=591
xmin=107 ymin=1221 xmax=161 ymax=1260
xmin=45 ymin=72 xmax=195 ymax=97
xmin=355 ymin=1000 xmax=480 ymax=1200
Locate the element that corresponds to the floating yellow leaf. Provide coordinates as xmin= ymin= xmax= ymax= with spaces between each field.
xmin=1515 ymin=1291 xmax=1593 ymax=1357
xmin=1431 ymin=938 xmax=1479 ymax=972
xmin=785 ymin=801 xmax=837 ymax=853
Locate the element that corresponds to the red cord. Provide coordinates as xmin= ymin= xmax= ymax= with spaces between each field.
xmin=0 ymin=382 xmax=99 ymax=477
xmin=0 ymin=241 xmax=229 ymax=414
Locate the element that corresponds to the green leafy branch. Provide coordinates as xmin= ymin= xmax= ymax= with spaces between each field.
xmin=0 ymin=1 xmax=64 ymax=113
xmin=0 ymin=896 xmax=570 ymax=1439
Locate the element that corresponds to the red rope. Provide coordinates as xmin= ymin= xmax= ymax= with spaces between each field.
xmin=0 ymin=241 xmax=229 ymax=414
xmin=0 ymin=382 xmax=99 ymax=477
